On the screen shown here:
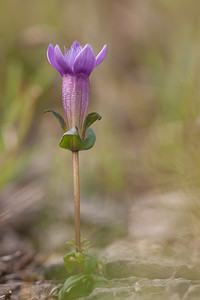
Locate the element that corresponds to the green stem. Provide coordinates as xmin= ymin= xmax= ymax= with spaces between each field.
xmin=72 ymin=151 xmax=81 ymax=252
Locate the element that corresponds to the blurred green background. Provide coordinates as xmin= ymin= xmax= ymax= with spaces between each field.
xmin=1 ymin=0 xmax=200 ymax=255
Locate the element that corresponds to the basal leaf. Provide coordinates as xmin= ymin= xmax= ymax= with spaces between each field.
xmin=92 ymin=275 xmax=109 ymax=289
xmin=58 ymin=274 xmax=94 ymax=300
xmin=84 ymin=254 xmax=98 ymax=274
xmin=63 ymin=252 xmax=84 ymax=274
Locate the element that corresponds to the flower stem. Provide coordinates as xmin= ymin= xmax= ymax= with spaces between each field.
xmin=72 ymin=151 xmax=81 ymax=252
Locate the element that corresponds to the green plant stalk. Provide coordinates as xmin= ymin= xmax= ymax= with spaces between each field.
xmin=72 ymin=151 xmax=81 ymax=252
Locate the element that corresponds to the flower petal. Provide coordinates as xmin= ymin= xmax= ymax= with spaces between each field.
xmin=54 ymin=45 xmax=72 ymax=75
xmin=74 ymin=44 xmax=96 ymax=76
xmin=47 ymin=44 xmax=63 ymax=75
xmin=66 ymin=41 xmax=83 ymax=69
xmin=95 ymin=44 xmax=107 ymax=67
xmin=72 ymin=41 xmax=82 ymax=49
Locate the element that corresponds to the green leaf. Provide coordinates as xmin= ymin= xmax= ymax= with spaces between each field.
xmin=58 ymin=274 xmax=94 ymax=300
xmin=59 ymin=126 xmax=96 ymax=151
xmin=83 ymin=127 xmax=96 ymax=150
xmin=83 ymin=112 xmax=102 ymax=136
xmin=58 ymin=274 xmax=109 ymax=300
xmin=92 ymin=275 xmax=109 ymax=289
xmin=84 ymin=254 xmax=98 ymax=274
xmin=44 ymin=109 xmax=67 ymax=132
xmin=63 ymin=252 xmax=79 ymax=274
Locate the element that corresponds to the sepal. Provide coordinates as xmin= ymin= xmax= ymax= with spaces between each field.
xmin=59 ymin=126 xmax=96 ymax=151
xmin=44 ymin=109 xmax=67 ymax=132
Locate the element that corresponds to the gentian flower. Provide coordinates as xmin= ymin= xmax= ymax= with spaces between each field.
xmin=47 ymin=41 xmax=107 ymax=139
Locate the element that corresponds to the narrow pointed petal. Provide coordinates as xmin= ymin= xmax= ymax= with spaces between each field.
xmin=54 ymin=45 xmax=72 ymax=74
xmin=95 ymin=44 xmax=107 ymax=67
xmin=47 ymin=44 xmax=63 ymax=75
xmin=65 ymin=41 xmax=83 ymax=69
xmin=74 ymin=44 xmax=96 ymax=76
xmin=71 ymin=41 xmax=82 ymax=51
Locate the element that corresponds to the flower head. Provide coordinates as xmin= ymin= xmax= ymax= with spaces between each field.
xmin=47 ymin=41 xmax=107 ymax=77
xmin=47 ymin=41 xmax=107 ymax=137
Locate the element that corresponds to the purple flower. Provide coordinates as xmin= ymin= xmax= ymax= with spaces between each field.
xmin=47 ymin=41 xmax=107 ymax=136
